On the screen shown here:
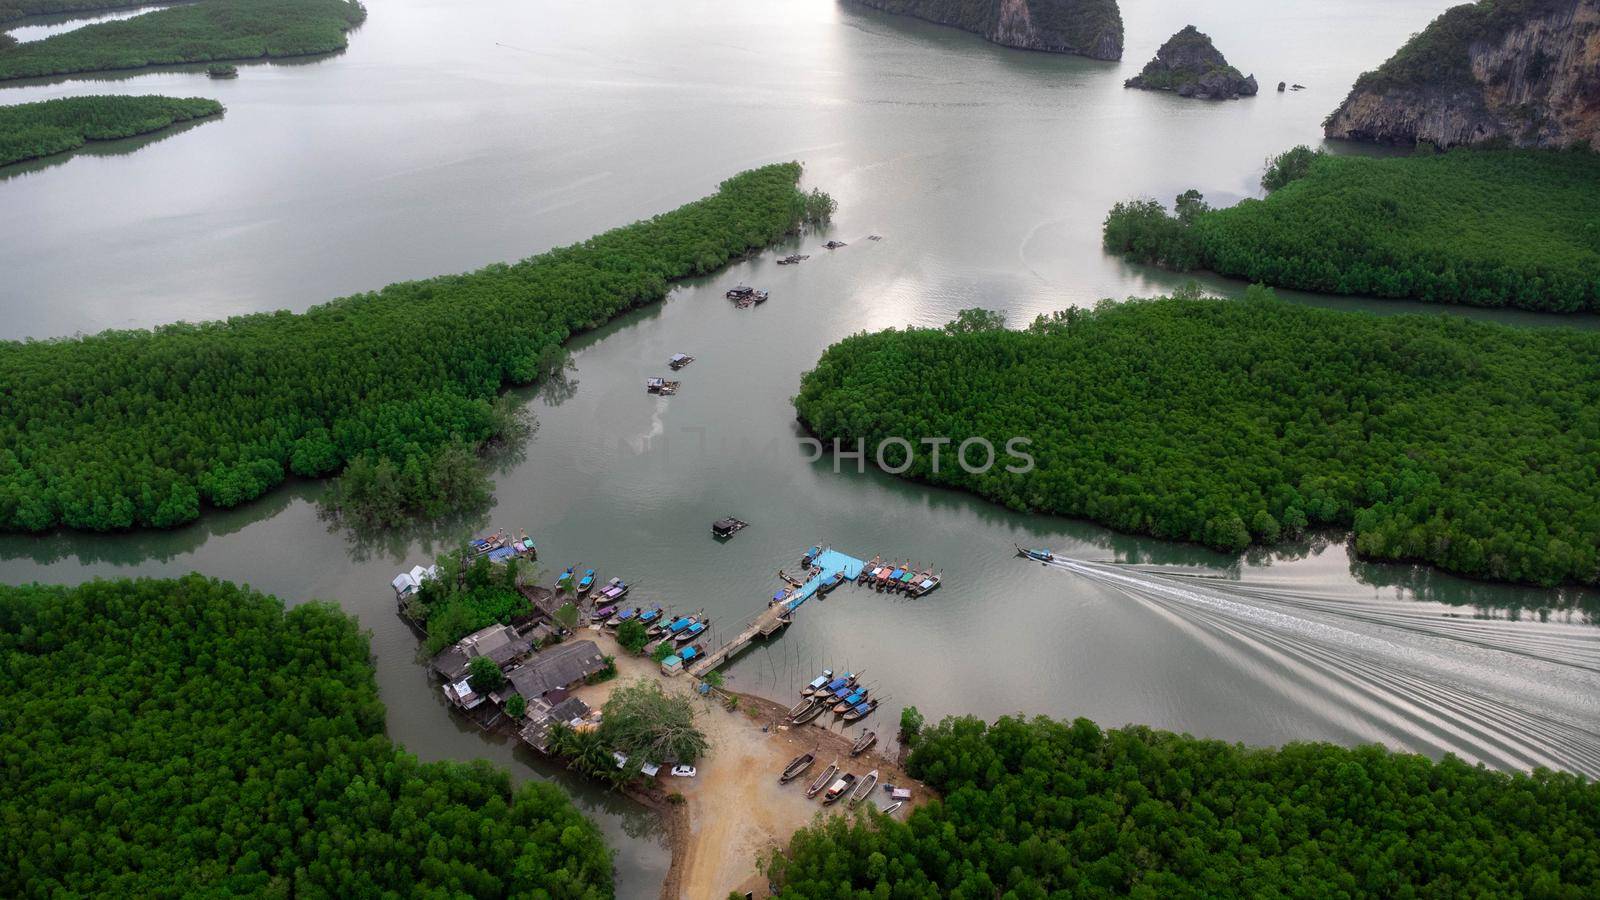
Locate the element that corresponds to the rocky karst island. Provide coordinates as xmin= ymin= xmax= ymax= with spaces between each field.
xmin=1124 ymin=25 xmax=1257 ymax=99
xmin=849 ymin=0 xmax=1124 ymax=60
xmin=1325 ymin=0 xmax=1600 ymax=148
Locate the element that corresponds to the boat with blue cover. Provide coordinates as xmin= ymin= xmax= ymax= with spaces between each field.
xmin=832 ymin=687 xmax=868 ymax=714
xmin=576 ymin=568 xmax=597 ymax=595
xmin=802 ymin=545 xmax=822 ymax=567
xmin=653 ymin=614 xmax=690 ymax=638
xmin=637 ymin=606 xmax=663 ymax=625
xmin=1016 ymin=545 xmax=1055 ymax=563
xmin=675 ymin=619 xmax=710 ymax=644
xmin=605 ymin=607 xmax=640 ymax=627
xmin=800 ymin=669 xmax=834 ymax=696
xmin=842 ymin=698 xmax=879 ymax=722
xmin=911 ymin=571 xmax=941 ymax=597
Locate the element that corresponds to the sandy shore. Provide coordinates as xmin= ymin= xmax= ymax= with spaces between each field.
xmin=566 ymin=628 xmax=928 ymax=899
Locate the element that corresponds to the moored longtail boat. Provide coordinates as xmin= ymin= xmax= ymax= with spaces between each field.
xmin=786 ymin=697 xmax=816 ymax=718
xmin=850 ymin=770 xmax=879 ymax=806
xmin=780 ymin=752 xmax=816 ymax=784
xmin=801 ymin=669 xmax=834 ymax=696
xmin=822 ymin=773 xmax=857 ymax=804
xmin=649 ymin=614 xmax=686 ymax=638
xmin=842 ymin=698 xmax=880 ymax=722
xmin=911 ymin=571 xmax=941 ymax=598
xmin=833 ymin=687 xmax=868 ymax=715
xmin=675 ymin=620 xmax=709 ymax=644
xmin=591 ymin=605 xmax=617 ymax=622
xmin=792 ymin=701 xmax=827 ymax=725
xmin=850 ymin=730 xmax=877 ymax=756
xmin=605 ymin=606 xmax=639 ymax=628
xmin=637 ymin=606 xmax=663 ymax=625
xmin=576 ymin=568 xmax=596 ymax=596
xmin=805 ymin=761 xmax=839 ymax=798
xmin=802 ymin=545 xmax=821 ymax=567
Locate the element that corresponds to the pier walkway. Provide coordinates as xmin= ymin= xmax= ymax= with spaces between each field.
xmin=688 ymin=548 xmax=864 ymax=677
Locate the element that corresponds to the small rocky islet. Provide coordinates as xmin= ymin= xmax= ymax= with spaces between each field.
xmin=1124 ymin=25 xmax=1257 ymax=100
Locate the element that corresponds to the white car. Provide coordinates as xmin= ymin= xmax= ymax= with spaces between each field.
xmin=670 ymin=765 xmax=697 ymax=777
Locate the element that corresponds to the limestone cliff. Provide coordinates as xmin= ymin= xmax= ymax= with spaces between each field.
xmin=1125 ymin=25 xmax=1258 ymax=100
xmin=848 ymin=0 xmax=1124 ymax=61
xmin=1325 ymin=0 xmax=1600 ymax=149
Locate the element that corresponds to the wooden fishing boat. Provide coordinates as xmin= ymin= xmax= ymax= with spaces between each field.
xmin=1016 ymin=544 xmax=1054 ymax=563
xmin=896 ymin=569 xmax=918 ymax=592
xmin=822 ymin=773 xmax=857 ymax=804
xmin=605 ymin=606 xmax=639 ymax=628
xmin=648 ymin=614 xmax=683 ymax=638
xmin=816 ymin=572 xmax=845 ymax=596
xmin=555 ymin=566 xmax=575 ymax=592
xmin=779 ymin=752 xmax=816 ymax=784
xmin=805 ymin=761 xmax=839 ymax=798
xmin=791 ymin=701 xmax=827 ymax=725
xmin=842 ymin=698 xmax=879 ymax=723
xmin=576 ymin=568 xmax=596 ymax=596
xmin=850 ymin=730 xmax=877 ymax=756
xmin=786 ymin=697 xmax=816 ymax=718
xmin=883 ymin=801 xmax=903 ymax=815
xmin=802 ymin=545 xmax=821 ymax=567
xmin=910 ymin=571 xmax=941 ymax=598
xmin=591 ymin=605 xmax=617 ymax=623
xmin=857 ymin=558 xmax=879 ymax=584
xmin=833 ymin=688 xmax=868 ymax=715
xmin=711 ymin=516 xmax=749 ymax=539
xmin=678 ymin=644 xmax=705 ymax=665
xmin=675 ymin=619 xmax=709 ymax=644
xmin=800 ymin=669 xmax=834 ymax=697
xmin=668 ymin=353 xmax=694 ymax=370
xmin=849 ymin=770 xmax=879 ymax=806
xmin=597 ymin=578 xmax=630 ymax=603
xmin=637 ymin=606 xmax=663 ymax=625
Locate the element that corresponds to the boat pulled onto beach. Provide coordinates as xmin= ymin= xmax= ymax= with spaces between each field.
xmin=805 ymin=761 xmax=839 ymax=798
xmin=780 ymin=752 xmax=816 ymax=784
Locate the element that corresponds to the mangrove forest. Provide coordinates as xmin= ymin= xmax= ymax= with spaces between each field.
xmin=768 ymin=713 xmax=1600 ymax=896
xmin=0 ymin=0 xmax=367 ymax=81
xmin=793 ymin=291 xmax=1600 ymax=586
xmin=0 ymin=163 xmax=826 ymax=532
xmin=1103 ymin=148 xmax=1600 ymax=312
xmin=0 ymin=575 xmax=613 ymax=897
xmin=0 ymin=95 xmax=222 ymax=167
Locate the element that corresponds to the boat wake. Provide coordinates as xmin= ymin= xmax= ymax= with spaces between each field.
xmin=1040 ymin=556 xmax=1600 ymax=778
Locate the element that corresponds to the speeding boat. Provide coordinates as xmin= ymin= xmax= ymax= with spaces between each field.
xmin=1016 ymin=545 xmax=1054 ymax=563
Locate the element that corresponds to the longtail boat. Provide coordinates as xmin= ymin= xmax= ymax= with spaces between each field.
xmin=802 ymin=545 xmax=821 ymax=567
xmin=779 ymin=752 xmax=816 ymax=784
xmin=605 ymin=607 xmax=639 ymax=628
xmin=817 ymin=572 xmax=845 ymax=595
xmin=597 ymin=577 xmax=629 ymax=602
xmin=591 ymin=605 xmax=617 ymax=622
xmin=649 ymin=614 xmax=686 ymax=638
xmin=786 ymin=697 xmax=815 ymax=718
xmin=850 ymin=730 xmax=877 ymax=756
xmin=637 ymin=606 xmax=663 ymax=625
xmin=556 ymin=566 xmax=575 ymax=591
xmin=822 ymin=773 xmax=857 ymax=804
xmin=1016 ymin=545 xmax=1054 ymax=562
xmin=667 ymin=615 xmax=698 ymax=635
xmin=791 ymin=701 xmax=827 ymax=725
xmin=850 ymin=770 xmax=879 ymax=806
xmin=675 ymin=620 xmax=709 ymax=644
xmin=842 ymin=698 xmax=879 ymax=723
xmin=833 ymin=688 xmax=868 ymax=714
xmin=576 ymin=568 xmax=596 ymax=596
xmin=805 ymin=761 xmax=839 ymax=798
xmin=678 ymin=644 xmax=705 ymax=664
xmin=911 ymin=571 xmax=941 ymax=598
xmin=801 ymin=669 xmax=834 ymax=697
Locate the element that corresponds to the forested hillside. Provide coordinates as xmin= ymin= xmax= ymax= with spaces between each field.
xmin=794 ymin=293 xmax=1600 ymax=586
xmin=0 ymin=163 xmax=825 ymax=532
xmin=769 ymin=714 xmax=1600 ymax=896
xmin=1103 ymin=148 xmax=1600 ymax=311
xmin=0 ymin=95 xmax=222 ymax=167
xmin=0 ymin=0 xmax=366 ymax=81
xmin=0 ymin=576 xmax=613 ymax=897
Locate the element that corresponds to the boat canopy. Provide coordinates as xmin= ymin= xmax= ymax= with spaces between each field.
xmin=486 ymin=546 xmax=516 ymax=562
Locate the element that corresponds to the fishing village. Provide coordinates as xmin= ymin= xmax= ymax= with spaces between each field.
xmin=390 ymin=526 xmax=939 ymax=898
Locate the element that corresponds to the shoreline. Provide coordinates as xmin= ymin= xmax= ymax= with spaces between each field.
xmin=487 ymin=626 xmax=931 ymax=899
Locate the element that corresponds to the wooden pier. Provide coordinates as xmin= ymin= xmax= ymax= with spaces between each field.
xmin=688 ymin=548 xmax=865 ymax=678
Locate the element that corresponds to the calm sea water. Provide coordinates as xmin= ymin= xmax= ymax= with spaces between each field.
xmin=6 ymin=1 xmax=1599 ymax=895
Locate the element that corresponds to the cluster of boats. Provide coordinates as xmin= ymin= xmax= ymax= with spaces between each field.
xmin=726 ymin=284 xmax=769 ymax=308
xmin=785 ymin=669 xmax=880 ymax=724
xmin=467 ymin=529 xmax=536 ymax=563
xmin=779 ymin=753 xmax=890 ymax=810
xmin=645 ymin=376 xmax=680 ymax=396
xmin=856 ymin=556 xmax=941 ymax=597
